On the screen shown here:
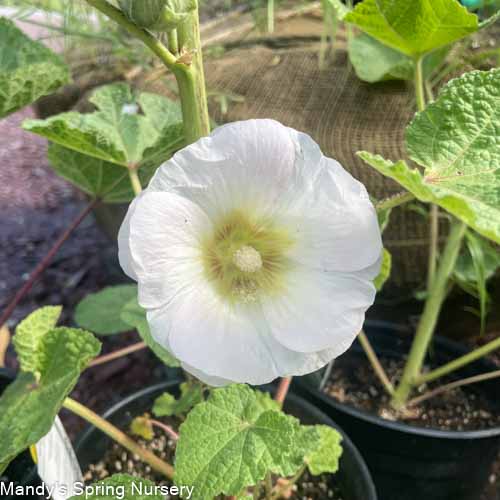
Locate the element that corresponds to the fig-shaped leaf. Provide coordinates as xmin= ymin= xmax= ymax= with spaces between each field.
xmin=360 ymin=69 xmax=500 ymax=244
xmin=344 ymin=0 xmax=478 ymax=57
xmin=0 ymin=18 xmax=69 ymax=118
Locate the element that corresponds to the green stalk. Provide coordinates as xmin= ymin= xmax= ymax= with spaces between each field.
xmin=175 ymin=10 xmax=211 ymax=143
xmin=84 ymin=0 xmax=210 ymax=145
xmin=415 ymin=336 xmax=500 ymax=386
xmin=414 ymin=55 xmax=439 ymax=289
xmin=358 ymin=331 xmax=394 ymax=396
xmin=63 ymin=397 xmax=174 ymax=479
xmin=375 ymin=191 xmax=414 ymax=211
xmin=128 ymin=165 xmax=143 ymax=195
xmin=390 ymin=222 xmax=467 ymax=409
xmin=267 ymin=0 xmax=275 ymax=33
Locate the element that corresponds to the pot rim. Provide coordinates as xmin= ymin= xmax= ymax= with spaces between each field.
xmin=75 ymin=379 xmax=378 ymax=500
xmin=297 ymin=323 xmax=500 ymax=441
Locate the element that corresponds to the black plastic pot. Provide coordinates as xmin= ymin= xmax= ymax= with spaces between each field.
xmin=75 ymin=380 xmax=377 ymax=500
xmin=0 ymin=369 xmax=42 ymax=500
xmin=295 ymin=321 xmax=500 ymax=500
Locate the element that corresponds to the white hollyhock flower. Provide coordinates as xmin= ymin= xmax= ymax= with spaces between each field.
xmin=119 ymin=119 xmax=382 ymax=385
xmin=36 ymin=417 xmax=83 ymax=500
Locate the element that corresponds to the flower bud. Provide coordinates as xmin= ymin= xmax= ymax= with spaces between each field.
xmin=118 ymin=0 xmax=195 ymax=32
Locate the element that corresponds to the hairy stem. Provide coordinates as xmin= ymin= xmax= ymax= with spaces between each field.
xmin=128 ymin=165 xmax=143 ymax=196
xmin=415 ymin=335 xmax=500 ymax=385
xmin=89 ymin=341 xmax=147 ymax=367
xmin=271 ymin=464 xmax=306 ymax=500
xmin=375 ymin=191 xmax=414 ymax=212
xmin=150 ymin=418 xmax=179 ymax=441
xmin=175 ymin=10 xmax=211 ymax=143
xmin=0 ymin=199 xmax=99 ymax=329
xmin=63 ymin=397 xmax=174 ymax=479
xmin=358 ymin=331 xmax=394 ymax=396
xmin=84 ymin=0 xmax=210 ymax=144
xmin=408 ymin=369 xmax=500 ymax=407
xmin=427 ymin=204 xmax=439 ymax=289
xmin=267 ymin=0 xmax=275 ymax=33
xmin=414 ymin=56 xmax=439 ymax=290
xmin=274 ymin=377 xmax=292 ymax=408
xmin=390 ymin=222 xmax=467 ymax=409
xmin=265 ymin=472 xmax=273 ymax=500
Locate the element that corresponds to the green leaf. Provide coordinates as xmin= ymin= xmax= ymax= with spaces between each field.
xmin=23 ymin=83 xmax=183 ymax=167
xmin=69 ymin=474 xmax=164 ymax=500
xmin=13 ymin=306 xmax=62 ymax=375
xmin=325 ymin=0 xmax=351 ymax=20
xmin=174 ymin=385 xmax=300 ymax=499
xmin=360 ymin=69 xmax=500 ymax=244
xmin=153 ymin=381 xmax=204 ymax=417
xmin=47 ymin=145 xmax=153 ymax=203
xmin=0 ymin=18 xmax=70 ymax=118
xmin=374 ymin=249 xmax=392 ymax=291
xmin=454 ymin=231 xmax=499 ymax=333
xmin=305 ymin=425 xmax=343 ymax=476
xmin=75 ymin=285 xmax=138 ymax=335
xmin=344 ymin=0 xmax=478 ymax=57
xmin=455 ymin=233 xmax=500 ymax=283
xmin=0 ymin=327 xmax=100 ymax=467
xmin=121 ymin=297 xmax=180 ymax=367
xmin=130 ymin=416 xmax=154 ymax=441
xmin=349 ymin=34 xmax=449 ymax=83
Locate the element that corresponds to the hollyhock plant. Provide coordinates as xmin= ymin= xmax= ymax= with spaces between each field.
xmin=118 ymin=119 xmax=383 ymax=385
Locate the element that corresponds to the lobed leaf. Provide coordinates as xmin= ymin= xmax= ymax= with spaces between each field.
xmin=0 ymin=18 xmax=70 ymax=118
xmin=174 ymin=385 xmax=304 ymax=499
xmin=360 ymin=69 xmax=500 ymax=244
xmin=349 ymin=34 xmax=448 ymax=83
xmin=153 ymin=381 xmax=204 ymax=417
xmin=374 ymin=249 xmax=392 ymax=291
xmin=0 ymin=326 xmax=100 ymax=468
xmin=304 ymin=425 xmax=343 ymax=476
xmin=344 ymin=0 xmax=478 ymax=57
xmin=74 ymin=285 xmax=138 ymax=336
xmin=13 ymin=305 xmax=62 ymax=375
xmin=23 ymin=83 xmax=183 ymax=168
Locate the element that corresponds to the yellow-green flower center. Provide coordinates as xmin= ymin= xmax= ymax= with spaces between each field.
xmin=201 ymin=210 xmax=294 ymax=304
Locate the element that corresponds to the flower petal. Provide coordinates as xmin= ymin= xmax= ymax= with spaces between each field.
xmin=262 ymin=268 xmax=375 ymax=353
xmin=147 ymin=290 xmax=341 ymax=385
xmin=36 ymin=417 xmax=83 ymax=500
xmin=117 ymin=194 xmax=141 ymax=281
xmin=127 ymin=191 xmax=211 ymax=309
xmin=148 ymin=119 xmax=322 ymax=222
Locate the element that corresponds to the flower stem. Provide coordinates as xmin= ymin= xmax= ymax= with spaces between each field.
xmin=63 ymin=397 xmax=174 ymax=479
xmin=274 ymin=377 xmax=292 ymax=408
xmin=267 ymin=0 xmax=275 ymax=33
xmin=128 ymin=165 xmax=143 ymax=196
xmin=265 ymin=472 xmax=273 ymax=500
xmin=175 ymin=10 xmax=211 ymax=143
xmin=84 ymin=0 xmax=210 ymax=144
xmin=150 ymin=418 xmax=179 ymax=441
xmin=0 ymin=198 xmax=99 ymax=329
xmin=88 ymin=341 xmax=147 ymax=368
xmin=375 ymin=191 xmax=414 ymax=212
xmin=390 ymin=221 xmax=467 ymax=409
xmin=271 ymin=464 xmax=306 ymax=499
xmin=415 ymin=335 xmax=500 ymax=386
xmin=414 ymin=56 xmax=440 ymax=290
xmin=358 ymin=331 xmax=394 ymax=396
xmin=408 ymin=369 xmax=500 ymax=408
xmin=427 ymin=204 xmax=439 ymax=289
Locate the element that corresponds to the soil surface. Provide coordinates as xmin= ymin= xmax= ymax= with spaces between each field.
xmin=324 ymin=354 xmax=500 ymax=432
